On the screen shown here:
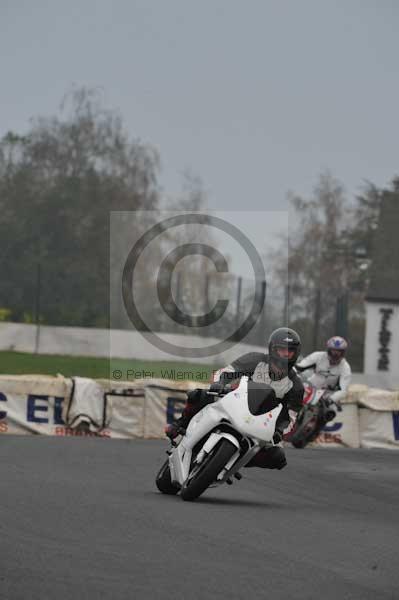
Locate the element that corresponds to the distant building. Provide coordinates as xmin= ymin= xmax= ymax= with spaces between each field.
xmin=364 ymin=192 xmax=399 ymax=389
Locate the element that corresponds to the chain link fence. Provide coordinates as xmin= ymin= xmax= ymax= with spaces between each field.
xmin=2 ymin=260 xmax=365 ymax=369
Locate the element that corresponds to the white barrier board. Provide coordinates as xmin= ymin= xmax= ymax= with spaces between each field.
xmin=0 ymin=375 xmax=398 ymax=448
xmin=359 ymin=408 xmax=399 ymax=449
xmin=0 ymin=376 xmax=71 ymax=436
xmin=305 ymin=403 xmax=360 ymax=448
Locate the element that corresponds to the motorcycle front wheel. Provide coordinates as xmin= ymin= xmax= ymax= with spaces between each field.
xmin=180 ymin=439 xmax=237 ymax=502
xmin=291 ymin=407 xmax=320 ymax=449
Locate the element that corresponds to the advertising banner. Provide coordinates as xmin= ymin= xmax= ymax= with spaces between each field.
xmin=0 ymin=379 xmax=145 ymax=439
xmin=0 ymin=376 xmax=197 ymax=439
xmin=143 ymin=383 xmax=191 ymax=438
xmin=0 ymin=375 xmax=71 ymax=436
xmin=359 ymin=409 xmax=399 ymax=449
xmin=311 ymin=403 xmax=360 ymax=448
xmin=0 ymin=375 xmax=398 ymax=448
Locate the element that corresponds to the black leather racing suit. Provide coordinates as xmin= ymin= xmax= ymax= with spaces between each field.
xmin=181 ymin=352 xmax=304 ymax=470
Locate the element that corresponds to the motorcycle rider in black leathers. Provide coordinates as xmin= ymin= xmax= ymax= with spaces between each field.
xmin=165 ymin=328 xmax=304 ymax=470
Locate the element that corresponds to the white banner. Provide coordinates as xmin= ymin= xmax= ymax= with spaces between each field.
xmin=0 ymin=376 xmax=198 ymax=439
xmin=143 ymin=383 xmax=191 ymax=438
xmin=310 ymin=403 xmax=360 ymax=448
xmin=359 ymin=408 xmax=399 ymax=449
xmin=0 ymin=375 xmax=72 ymax=436
xmin=0 ymin=375 xmax=131 ymax=438
xmin=0 ymin=375 xmax=398 ymax=448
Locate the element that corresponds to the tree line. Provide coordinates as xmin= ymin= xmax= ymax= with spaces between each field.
xmin=0 ymin=87 xmax=221 ymax=333
xmin=268 ymin=172 xmax=399 ymax=369
xmin=0 ymin=88 xmax=160 ymax=327
xmin=0 ymin=87 xmax=397 ymax=369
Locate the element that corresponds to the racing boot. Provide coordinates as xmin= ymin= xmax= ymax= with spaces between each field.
xmin=164 ymin=415 xmax=189 ymax=440
xmin=164 ymin=401 xmax=196 ymax=439
xmin=164 ymin=388 xmax=214 ymax=439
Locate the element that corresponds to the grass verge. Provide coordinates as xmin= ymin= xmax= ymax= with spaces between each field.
xmin=0 ymin=351 xmax=218 ymax=383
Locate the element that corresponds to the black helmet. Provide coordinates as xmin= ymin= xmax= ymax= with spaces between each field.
xmin=268 ymin=327 xmax=301 ymax=377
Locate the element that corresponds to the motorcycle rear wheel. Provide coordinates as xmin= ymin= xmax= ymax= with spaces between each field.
xmin=180 ymin=439 xmax=237 ymax=502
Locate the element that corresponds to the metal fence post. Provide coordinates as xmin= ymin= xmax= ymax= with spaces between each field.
xmin=235 ymin=277 xmax=242 ymax=339
xmin=336 ymin=293 xmax=349 ymax=338
xmin=34 ymin=262 xmax=41 ymax=354
xmin=313 ymin=288 xmax=321 ymax=349
xmin=283 ymin=284 xmax=290 ymax=325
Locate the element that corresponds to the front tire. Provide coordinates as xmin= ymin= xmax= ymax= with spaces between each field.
xmin=291 ymin=408 xmax=320 ymax=449
xmin=155 ymin=459 xmax=180 ymax=495
xmin=180 ymin=439 xmax=237 ymax=502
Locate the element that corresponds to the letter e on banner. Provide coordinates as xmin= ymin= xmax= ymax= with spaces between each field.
xmin=27 ymin=395 xmax=49 ymax=424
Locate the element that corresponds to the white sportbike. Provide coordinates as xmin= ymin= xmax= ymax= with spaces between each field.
xmin=155 ymin=376 xmax=284 ymax=501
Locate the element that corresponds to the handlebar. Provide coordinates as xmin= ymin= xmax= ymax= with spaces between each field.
xmin=208 ymin=380 xmax=239 ymax=396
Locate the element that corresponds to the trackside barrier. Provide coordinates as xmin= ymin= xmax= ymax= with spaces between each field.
xmin=310 ymin=403 xmax=360 ymax=448
xmin=0 ymin=375 xmax=72 ymax=436
xmin=0 ymin=376 xmax=398 ymax=448
xmin=0 ymin=375 xmax=203 ymax=439
xmin=355 ymin=386 xmax=399 ymax=449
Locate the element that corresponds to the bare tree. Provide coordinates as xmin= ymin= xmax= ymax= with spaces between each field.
xmin=0 ymin=86 xmax=160 ymax=327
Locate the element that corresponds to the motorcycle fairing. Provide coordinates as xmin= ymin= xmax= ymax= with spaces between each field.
xmin=218 ymin=377 xmax=283 ymax=440
xmin=169 ymin=377 xmax=283 ymax=486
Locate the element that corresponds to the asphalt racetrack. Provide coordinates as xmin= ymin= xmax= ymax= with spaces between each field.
xmin=1 ymin=437 xmax=398 ymax=600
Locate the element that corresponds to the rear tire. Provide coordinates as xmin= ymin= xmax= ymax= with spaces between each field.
xmin=180 ymin=439 xmax=237 ymax=502
xmin=155 ymin=459 xmax=179 ymax=495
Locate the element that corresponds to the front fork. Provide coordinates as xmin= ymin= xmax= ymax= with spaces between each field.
xmin=215 ymin=437 xmax=280 ymax=484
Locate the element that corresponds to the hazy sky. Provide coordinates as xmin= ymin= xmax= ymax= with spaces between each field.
xmin=1 ymin=0 xmax=399 ymax=211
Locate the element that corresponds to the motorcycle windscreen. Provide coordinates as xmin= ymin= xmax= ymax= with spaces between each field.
xmin=247 ymin=381 xmax=281 ymax=415
xmin=218 ymin=379 xmax=282 ymax=442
